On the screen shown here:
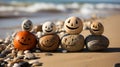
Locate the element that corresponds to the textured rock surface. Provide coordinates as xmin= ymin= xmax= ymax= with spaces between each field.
xmin=61 ymin=34 xmax=84 ymax=51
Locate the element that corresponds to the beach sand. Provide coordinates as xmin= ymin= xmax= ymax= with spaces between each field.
xmin=34 ymin=15 xmax=120 ymax=67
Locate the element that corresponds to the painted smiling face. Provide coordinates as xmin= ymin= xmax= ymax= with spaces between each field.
xmin=61 ymin=35 xmax=84 ymax=51
xmin=39 ymin=34 xmax=60 ymax=51
xmin=22 ymin=19 xmax=33 ymax=31
xmin=42 ymin=21 xmax=56 ymax=34
xmin=64 ymin=17 xmax=83 ymax=34
xmin=13 ymin=31 xmax=37 ymax=50
xmin=90 ymin=20 xmax=104 ymax=35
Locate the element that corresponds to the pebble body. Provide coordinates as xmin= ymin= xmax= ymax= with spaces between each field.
xmin=39 ymin=34 xmax=60 ymax=51
xmin=61 ymin=34 xmax=84 ymax=51
xmin=85 ymin=35 xmax=109 ymax=51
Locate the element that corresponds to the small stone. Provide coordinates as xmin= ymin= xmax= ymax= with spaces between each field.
xmin=32 ymin=62 xmax=43 ymax=66
xmin=29 ymin=60 xmax=43 ymax=66
xmin=85 ymin=35 xmax=109 ymax=51
xmin=17 ymin=50 xmax=24 ymax=57
xmin=0 ymin=39 xmax=4 ymax=44
xmin=24 ymin=53 xmax=36 ymax=60
xmin=36 ymin=31 xmax=43 ymax=38
xmin=4 ymin=58 xmax=11 ymax=62
xmin=4 ymin=36 xmax=11 ymax=44
xmin=35 ymin=49 xmax=41 ymax=53
xmin=24 ymin=50 xmax=31 ymax=54
xmin=0 ymin=60 xmax=8 ymax=67
xmin=12 ymin=63 xmax=20 ymax=67
xmin=16 ymin=55 xmax=24 ymax=59
xmin=45 ymin=52 xmax=53 ymax=56
xmin=62 ymin=50 xmax=68 ymax=53
xmin=19 ymin=62 xmax=31 ymax=67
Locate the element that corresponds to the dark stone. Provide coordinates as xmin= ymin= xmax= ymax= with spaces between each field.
xmin=85 ymin=35 xmax=109 ymax=51
xmin=19 ymin=62 xmax=31 ymax=67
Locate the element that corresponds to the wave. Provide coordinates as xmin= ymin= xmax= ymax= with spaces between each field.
xmin=0 ymin=2 xmax=120 ymax=14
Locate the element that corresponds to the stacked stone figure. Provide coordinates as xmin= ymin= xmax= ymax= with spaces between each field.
xmin=85 ymin=20 xmax=109 ymax=51
xmin=61 ymin=16 xmax=84 ymax=52
xmin=38 ymin=21 xmax=60 ymax=51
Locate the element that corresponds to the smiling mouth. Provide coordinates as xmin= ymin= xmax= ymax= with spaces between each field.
xmin=66 ymin=25 xmax=79 ymax=30
xmin=18 ymin=40 xmax=28 ymax=45
xmin=45 ymin=30 xmax=52 ymax=32
xmin=93 ymin=29 xmax=99 ymax=31
xmin=24 ymin=26 xmax=30 ymax=30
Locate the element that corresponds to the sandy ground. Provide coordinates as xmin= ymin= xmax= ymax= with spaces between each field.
xmin=34 ymin=15 xmax=120 ymax=67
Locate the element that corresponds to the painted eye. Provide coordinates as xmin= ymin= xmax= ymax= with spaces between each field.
xmin=29 ymin=23 xmax=31 ymax=26
xmin=45 ymin=26 xmax=47 ymax=28
xmin=28 ymin=38 xmax=30 ymax=40
xmin=51 ymin=25 xmax=53 ymax=28
xmin=76 ymin=20 xmax=78 ymax=24
xmin=22 ymin=37 xmax=24 ymax=39
xmin=68 ymin=20 xmax=70 ymax=23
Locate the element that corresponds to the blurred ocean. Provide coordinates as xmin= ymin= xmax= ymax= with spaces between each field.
xmin=0 ymin=0 xmax=120 ymax=38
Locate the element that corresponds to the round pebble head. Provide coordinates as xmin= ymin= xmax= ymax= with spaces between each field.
xmin=42 ymin=21 xmax=56 ymax=34
xmin=90 ymin=20 xmax=104 ymax=35
xmin=13 ymin=31 xmax=37 ymax=50
xmin=64 ymin=16 xmax=83 ymax=34
xmin=33 ymin=25 xmax=42 ymax=33
xmin=56 ymin=21 xmax=64 ymax=31
xmin=22 ymin=19 xmax=33 ymax=31
xmin=61 ymin=34 xmax=84 ymax=51
xmin=85 ymin=35 xmax=109 ymax=51
xmin=38 ymin=34 xmax=60 ymax=51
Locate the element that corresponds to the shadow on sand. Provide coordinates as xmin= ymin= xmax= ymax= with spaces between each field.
xmin=52 ymin=47 xmax=120 ymax=53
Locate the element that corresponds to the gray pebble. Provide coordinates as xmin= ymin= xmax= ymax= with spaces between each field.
xmin=35 ymin=49 xmax=41 ymax=53
xmin=62 ymin=50 xmax=68 ymax=53
xmin=24 ymin=50 xmax=31 ymax=54
xmin=24 ymin=53 xmax=36 ymax=60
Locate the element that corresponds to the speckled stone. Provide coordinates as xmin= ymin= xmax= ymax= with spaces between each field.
xmin=61 ymin=34 xmax=84 ymax=52
xmin=85 ymin=35 xmax=109 ymax=51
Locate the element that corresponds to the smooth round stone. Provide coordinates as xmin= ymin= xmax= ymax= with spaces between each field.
xmin=12 ymin=63 xmax=20 ymax=67
xmin=39 ymin=34 xmax=60 ymax=51
xmin=17 ymin=50 xmax=24 ymax=57
xmin=24 ymin=53 xmax=36 ymax=60
xmin=64 ymin=16 xmax=83 ymax=35
xmin=35 ymin=50 xmax=41 ymax=53
xmin=24 ymin=50 xmax=31 ymax=54
xmin=29 ymin=60 xmax=42 ymax=66
xmin=62 ymin=50 xmax=68 ymax=53
xmin=13 ymin=62 xmax=31 ymax=67
xmin=61 ymin=34 xmax=84 ymax=52
xmin=0 ymin=39 xmax=4 ymax=44
xmin=85 ymin=35 xmax=109 ymax=51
